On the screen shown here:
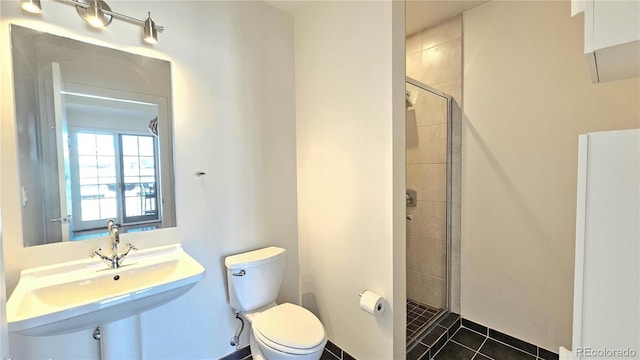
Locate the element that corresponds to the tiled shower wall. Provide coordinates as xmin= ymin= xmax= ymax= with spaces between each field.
xmin=406 ymin=15 xmax=462 ymax=311
xmin=406 ymin=15 xmax=462 ymax=104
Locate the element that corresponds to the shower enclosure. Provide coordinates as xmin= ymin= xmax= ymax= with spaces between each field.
xmin=405 ymin=76 xmax=456 ymax=348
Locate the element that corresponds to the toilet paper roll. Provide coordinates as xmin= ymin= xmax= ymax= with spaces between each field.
xmin=359 ymin=290 xmax=384 ymax=317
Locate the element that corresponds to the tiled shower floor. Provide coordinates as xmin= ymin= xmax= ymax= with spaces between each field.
xmin=406 ymin=299 xmax=443 ymax=344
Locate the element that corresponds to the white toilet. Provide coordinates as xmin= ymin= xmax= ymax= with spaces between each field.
xmin=225 ymin=246 xmax=327 ymax=360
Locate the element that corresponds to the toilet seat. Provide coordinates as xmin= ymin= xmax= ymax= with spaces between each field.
xmin=253 ymin=303 xmax=326 ymax=355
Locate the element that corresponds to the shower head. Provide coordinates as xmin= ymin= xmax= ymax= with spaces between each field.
xmin=405 ymin=90 xmax=416 ymax=108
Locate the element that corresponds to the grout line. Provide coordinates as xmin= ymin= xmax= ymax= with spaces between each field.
xmin=472 ymin=334 xmax=490 ymax=360
xmin=416 ymin=347 xmax=429 ymax=360
xmin=450 ymin=339 xmax=477 ymax=353
xmin=467 ymin=330 xmax=536 ymax=359
xmin=460 ymin=325 xmax=488 ymax=337
xmin=449 ymin=325 xmax=462 ymax=337
xmin=488 ymin=337 xmax=537 ymax=358
xmin=473 ymin=351 xmax=496 ymax=360
xmin=429 ymin=337 xmax=446 ymax=359
xmin=460 ymin=322 xmax=549 ymax=359
xmin=326 ymin=347 xmax=341 ymax=359
xmin=460 ymin=321 xmax=489 ymax=335
xmin=428 ymin=329 xmax=452 ymax=360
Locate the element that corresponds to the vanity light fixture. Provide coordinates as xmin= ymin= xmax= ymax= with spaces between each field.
xmin=20 ymin=0 xmax=164 ymax=44
xmin=20 ymin=0 xmax=42 ymax=13
xmin=143 ymin=12 xmax=157 ymax=44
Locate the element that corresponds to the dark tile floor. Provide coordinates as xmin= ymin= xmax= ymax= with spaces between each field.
xmin=409 ymin=321 xmax=559 ymax=360
xmin=322 ymin=340 xmax=356 ymax=360
xmin=227 ymin=309 xmax=559 ymax=360
xmin=407 ymin=312 xmax=461 ymax=360
xmin=407 ymin=299 xmax=442 ymax=344
xmin=237 ymin=342 xmax=355 ymax=360
xmin=219 ymin=345 xmax=251 ymax=360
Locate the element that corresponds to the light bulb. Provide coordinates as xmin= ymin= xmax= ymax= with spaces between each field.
xmin=86 ymin=0 xmax=106 ymax=28
xmin=87 ymin=16 xmax=105 ymax=28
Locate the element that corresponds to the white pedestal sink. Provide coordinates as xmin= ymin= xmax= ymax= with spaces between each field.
xmin=100 ymin=315 xmax=142 ymax=359
xmin=6 ymin=243 xmax=205 ymax=359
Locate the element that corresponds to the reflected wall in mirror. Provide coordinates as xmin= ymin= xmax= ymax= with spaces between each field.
xmin=11 ymin=25 xmax=176 ymax=247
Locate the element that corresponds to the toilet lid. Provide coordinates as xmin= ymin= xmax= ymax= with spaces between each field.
xmin=253 ymin=303 xmax=326 ymax=351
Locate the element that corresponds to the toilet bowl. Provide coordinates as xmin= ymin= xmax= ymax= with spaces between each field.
xmin=225 ymin=247 xmax=327 ymax=360
xmin=248 ymin=303 xmax=326 ymax=360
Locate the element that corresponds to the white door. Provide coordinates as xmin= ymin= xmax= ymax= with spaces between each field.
xmin=51 ymin=62 xmax=72 ymax=241
xmin=69 ymin=130 xmax=121 ymax=231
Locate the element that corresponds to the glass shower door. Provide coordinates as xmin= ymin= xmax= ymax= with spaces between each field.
xmin=405 ymin=79 xmax=450 ymax=346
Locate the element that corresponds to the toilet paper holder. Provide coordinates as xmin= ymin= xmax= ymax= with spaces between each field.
xmin=358 ymin=289 xmax=385 ymax=316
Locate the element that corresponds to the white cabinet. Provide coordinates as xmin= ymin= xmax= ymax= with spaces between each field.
xmin=569 ymin=129 xmax=639 ymax=359
xmin=572 ymin=0 xmax=640 ymax=83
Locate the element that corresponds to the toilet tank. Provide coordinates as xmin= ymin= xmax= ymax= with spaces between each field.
xmin=225 ymin=246 xmax=286 ymax=311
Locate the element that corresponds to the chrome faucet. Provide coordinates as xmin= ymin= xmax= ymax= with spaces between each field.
xmin=92 ymin=220 xmax=138 ymax=269
xmin=110 ymin=222 xmax=119 ymax=253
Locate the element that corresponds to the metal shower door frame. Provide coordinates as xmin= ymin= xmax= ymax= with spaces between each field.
xmin=405 ymin=75 xmax=454 ymax=340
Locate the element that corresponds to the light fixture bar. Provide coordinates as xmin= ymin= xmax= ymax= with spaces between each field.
xmin=54 ymin=0 xmax=164 ymax=31
xmin=102 ymin=8 xmax=164 ymax=31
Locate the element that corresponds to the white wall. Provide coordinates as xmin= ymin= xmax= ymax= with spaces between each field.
xmin=462 ymin=0 xmax=640 ymax=352
xmin=0 ymin=3 xmax=9 ymax=355
xmin=0 ymin=217 xmax=7 ymax=360
xmin=1 ymin=1 xmax=298 ymax=358
xmin=290 ymin=1 xmax=405 ymax=358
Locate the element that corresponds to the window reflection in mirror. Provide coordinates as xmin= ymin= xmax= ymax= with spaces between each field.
xmin=10 ymin=25 xmax=176 ymax=247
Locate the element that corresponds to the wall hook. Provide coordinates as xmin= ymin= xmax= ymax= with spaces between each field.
xmin=195 ymin=171 xmax=206 ymax=176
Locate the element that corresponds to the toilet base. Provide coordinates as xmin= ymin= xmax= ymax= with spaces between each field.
xmin=250 ymin=331 xmax=266 ymax=360
xmin=249 ymin=328 xmax=325 ymax=360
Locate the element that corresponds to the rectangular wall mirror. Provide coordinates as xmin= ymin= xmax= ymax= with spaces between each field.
xmin=10 ymin=25 xmax=176 ymax=247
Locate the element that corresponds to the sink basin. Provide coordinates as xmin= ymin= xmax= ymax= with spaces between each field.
xmin=7 ymin=243 xmax=205 ymax=336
